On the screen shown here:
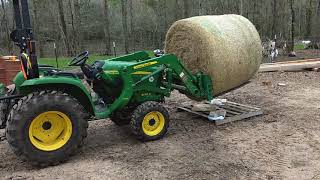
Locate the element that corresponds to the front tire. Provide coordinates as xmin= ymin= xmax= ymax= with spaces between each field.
xmin=130 ymin=101 xmax=169 ymax=141
xmin=6 ymin=90 xmax=89 ymax=167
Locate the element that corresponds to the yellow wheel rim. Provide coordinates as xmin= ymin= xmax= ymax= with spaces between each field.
xmin=28 ymin=111 xmax=72 ymax=151
xmin=142 ymin=111 xmax=165 ymax=136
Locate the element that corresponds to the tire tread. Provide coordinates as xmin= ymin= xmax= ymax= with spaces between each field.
xmin=130 ymin=101 xmax=169 ymax=141
xmin=6 ymin=90 xmax=89 ymax=167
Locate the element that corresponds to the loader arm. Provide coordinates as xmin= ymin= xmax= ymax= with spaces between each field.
xmin=126 ymin=54 xmax=214 ymax=101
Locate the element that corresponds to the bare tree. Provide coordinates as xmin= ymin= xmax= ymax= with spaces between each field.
xmin=289 ymin=0 xmax=295 ymax=52
xmin=317 ymin=0 xmax=320 ymax=16
xmin=159 ymin=0 xmax=167 ymax=47
xmin=314 ymin=0 xmax=320 ymax=38
xmin=0 ymin=0 xmax=13 ymax=54
xmin=68 ymin=0 xmax=76 ymax=55
xmin=121 ymin=0 xmax=129 ymax=54
xmin=73 ymin=0 xmax=81 ymax=53
xmin=102 ymin=0 xmax=112 ymax=55
xmin=174 ymin=0 xmax=180 ymax=20
xmin=305 ymin=0 xmax=312 ymax=38
xmin=32 ymin=0 xmax=45 ymax=57
xmin=239 ymin=0 xmax=244 ymax=15
xmin=56 ymin=0 xmax=71 ymax=56
xmin=198 ymin=0 xmax=203 ymax=15
xmin=129 ymin=0 xmax=135 ymax=51
xmin=271 ymin=0 xmax=277 ymax=38
xmin=183 ymin=0 xmax=190 ymax=18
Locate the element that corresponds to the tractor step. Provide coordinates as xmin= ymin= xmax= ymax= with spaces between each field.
xmin=178 ymin=101 xmax=263 ymax=125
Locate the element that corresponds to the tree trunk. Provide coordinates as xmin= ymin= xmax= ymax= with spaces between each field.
xmin=183 ymin=0 xmax=190 ymax=18
xmin=73 ymin=0 xmax=82 ymax=53
xmin=32 ymin=0 xmax=45 ymax=57
xmin=271 ymin=0 xmax=277 ymax=38
xmin=289 ymin=0 xmax=295 ymax=52
xmin=317 ymin=0 xmax=320 ymax=16
xmin=208 ymin=0 xmax=217 ymax=14
xmin=102 ymin=0 xmax=112 ymax=55
xmin=174 ymin=0 xmax=180 ymax=20
xmin=159 ymin=0 xmax=167 ymax=48
xmin=316 ymin=0 xmax=320 ymax=36
xmin=56 ymin=0 xmax=71 ymax=56
xmin=239 ymin=0 xmax=244 ymax=15
xmin=198 ymin=0 xmax=202 ymax=15
xmin=252 ymin=0 xmax=257 ymax=27
xmin=121 ymin=0 xmax=129 ymax=54
xmin=0 ymin=0 xmax=13 ymax=54
xmin=129 ymin=0 xmax=135 ymax=51
xmin=68 ymin=0 xmax=76 ymax=56
xmin=305 ymin=0 xmax=312 ymax=38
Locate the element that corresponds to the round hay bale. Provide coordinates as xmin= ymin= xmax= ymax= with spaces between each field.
xmin=165 ymin=15 xmax=262 ymax=96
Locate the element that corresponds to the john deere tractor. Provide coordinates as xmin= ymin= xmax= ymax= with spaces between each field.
xmin=0 ymin=0 xmax=214 ymax=166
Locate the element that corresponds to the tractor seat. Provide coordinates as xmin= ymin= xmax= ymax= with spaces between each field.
xmin=92 ymin=60 xmax=105 ymax=68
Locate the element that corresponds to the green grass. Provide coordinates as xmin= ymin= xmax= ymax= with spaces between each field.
xmin=38 ymin=51 xmax=155 ymax=70
xmin=294 ymin=44 xmax=306 ymax=51
xmin=39 ymin=55 xmax=113 ymax=70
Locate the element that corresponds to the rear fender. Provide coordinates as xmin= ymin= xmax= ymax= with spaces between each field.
xmin=19 ymin=77 xmax=94 ymax=115
xmin=13 ymin=72 xmax=25 ymax=88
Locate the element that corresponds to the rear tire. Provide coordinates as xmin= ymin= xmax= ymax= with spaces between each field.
xmin=0 ymin=100 xmax=10 ymax=129
xmin=0 ymin=95 xmax=13 ymax=129
xmin=130 ymin=101 xmax=169 ymax=141
xmin=6 ymin=90 xmax=89 ymax=167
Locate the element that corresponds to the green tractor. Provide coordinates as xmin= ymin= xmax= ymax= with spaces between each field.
xmin=0 ymin=0 xmax=214 ymax=166
xmin=1 ymin=51 xmax=214 ymax=166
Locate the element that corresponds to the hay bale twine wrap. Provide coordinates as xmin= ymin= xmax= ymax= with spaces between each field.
xmin=165 ymin=15 xmax=262 ymax=96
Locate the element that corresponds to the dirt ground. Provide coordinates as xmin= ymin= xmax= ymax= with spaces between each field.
xmin=1 ymin=71 xmax=320 ymax=180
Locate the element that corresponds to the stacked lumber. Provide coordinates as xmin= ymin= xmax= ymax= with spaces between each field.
xmin=259 ymin=58 xmax=320 ymax=72
xmin=0 ymin=56 xmax=20 ymax=85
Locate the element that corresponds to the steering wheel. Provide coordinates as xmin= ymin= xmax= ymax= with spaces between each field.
xmin=69 ymin=51 xmax=89 ymax=66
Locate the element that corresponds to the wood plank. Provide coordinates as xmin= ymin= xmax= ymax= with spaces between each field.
xmin=259 ymin=59 xmax=320 ymax=72
xmin=265 ymin=58 xmax=320 ymax=65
